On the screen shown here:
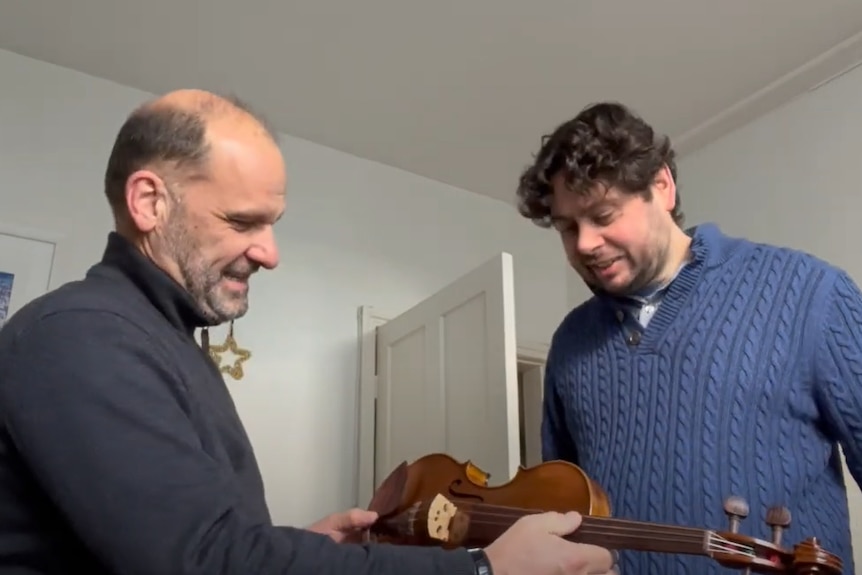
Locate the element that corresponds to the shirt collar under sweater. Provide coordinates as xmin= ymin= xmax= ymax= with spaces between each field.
xmin=585 ymin=222 xmax=738 ymax=306
xmin=93 ymin=231 xmax=216 ymax=336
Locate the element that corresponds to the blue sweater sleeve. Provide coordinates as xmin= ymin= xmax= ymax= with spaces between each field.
xmin=814 ymin=270 xmax=862 ymax=488
xmin=541 ymin=342 xmax=579 ymax=464
xmin=0 ymin=310 xmax=476 ymax=575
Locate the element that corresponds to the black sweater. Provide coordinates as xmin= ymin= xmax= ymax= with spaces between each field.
xmin=0 ymin=232 xmax=476 ymax=575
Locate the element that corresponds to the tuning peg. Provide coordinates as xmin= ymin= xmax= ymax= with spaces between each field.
xmin=723 ymin=496 xmax=749 ymax=533
xmin=765 ymin=506 xmax=791 ymax=545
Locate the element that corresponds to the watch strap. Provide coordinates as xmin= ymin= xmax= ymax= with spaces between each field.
xmin=467 ymin=547 xmax=493 ymax=575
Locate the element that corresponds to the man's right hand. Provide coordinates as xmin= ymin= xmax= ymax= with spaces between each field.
xmin=484 ymin=511 xmax=616 ymax=575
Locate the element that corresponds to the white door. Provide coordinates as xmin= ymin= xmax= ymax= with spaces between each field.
xmin=374 ymin=252 xmax=520 ymax=491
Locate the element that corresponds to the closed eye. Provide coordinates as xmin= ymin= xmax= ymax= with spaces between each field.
xmin=224 ymin=209 xmax=284 ymax=231
xmin=228 ymin=219 xmax=257 ymax=231
xmin=593 ymin=211 xmax=616 ymax=225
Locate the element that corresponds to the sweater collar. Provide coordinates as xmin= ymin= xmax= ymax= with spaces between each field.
xmin=90 ymin=232 xmax=215 ymax=335
xmin=687 ymin=222 xmax=735 ymax=268
xmin=585 ymin=222 xmax=732 ymax=301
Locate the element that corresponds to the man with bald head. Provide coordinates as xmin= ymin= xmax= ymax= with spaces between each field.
xmin=0 ymin=90 xmax=615 ymax=575
xmin=102 ymin=90 xmax=286 ymax=324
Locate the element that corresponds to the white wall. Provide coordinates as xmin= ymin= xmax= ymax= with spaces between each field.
xmin=674 ymin=62 xmax=862 ymax=568
xmin=0 ymin=49 xmax=568 ymax=526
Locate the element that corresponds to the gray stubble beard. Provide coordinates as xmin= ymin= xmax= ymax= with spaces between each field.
xmin=162 ymin=208 xmax=249 ymax=325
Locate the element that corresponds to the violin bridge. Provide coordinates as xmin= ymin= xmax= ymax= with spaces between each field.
xmin=425 ymin=493 xmax=469 ymax=546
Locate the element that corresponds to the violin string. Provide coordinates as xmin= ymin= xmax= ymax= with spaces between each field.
xmin=462 ymin=512 xmax=723 ymax=546
xmin=463 ymin=515 xmax=755 ymax=556
xmin=447 ymin=507 xmax=756 ymax=556
xmin=450 ymin=499 xmax=704 ymax=534
xmin=457 ymin=502 xmax=704 ymax=537
xmin=381 ymin=505 xmax=765 ymax=562
xmin=706 ymin=533 xmax=758 ymax=556
xmin=449 ymin=499 xmax=752 ymax=545
xmin=392 ymin=496 xmax=763 ymax=558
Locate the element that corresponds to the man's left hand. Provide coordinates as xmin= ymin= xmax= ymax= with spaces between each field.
xmin=307 ymin=508 xmax=379 ymax=543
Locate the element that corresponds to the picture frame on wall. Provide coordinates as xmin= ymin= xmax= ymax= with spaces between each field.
xmin=0 ymin=224 xmax=58 ymax=329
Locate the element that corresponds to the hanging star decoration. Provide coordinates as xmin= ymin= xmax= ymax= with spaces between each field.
xmin=202 ymin=320 xmax=251 ymax=380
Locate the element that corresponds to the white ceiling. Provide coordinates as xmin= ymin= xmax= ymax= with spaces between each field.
xmin=3 ymin=0 xmax=862 ymax=204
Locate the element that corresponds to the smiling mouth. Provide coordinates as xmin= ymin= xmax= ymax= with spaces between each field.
xmin=222 ymin=274 xmax=251 ymax=288
xmin=589 ymin=258 xmax=620 ymax=271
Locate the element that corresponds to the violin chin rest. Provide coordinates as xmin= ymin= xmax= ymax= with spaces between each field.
xmin=368 ymin=460 xmax=409 ymax=518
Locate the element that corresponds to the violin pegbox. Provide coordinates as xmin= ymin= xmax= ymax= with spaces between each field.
xmin=713 ymin=495 xmax=842 ymax=575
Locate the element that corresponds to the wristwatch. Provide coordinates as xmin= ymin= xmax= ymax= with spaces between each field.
xmin=467 ymin=547 xmax=493 ymax=575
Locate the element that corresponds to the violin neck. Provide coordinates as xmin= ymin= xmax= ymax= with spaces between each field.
xmin=567 ymin=516 xmax=710 ymax=556
xmin=465 ymin=509 xmax=711 ymax=556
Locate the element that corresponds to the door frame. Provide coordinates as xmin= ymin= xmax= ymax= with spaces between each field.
xmin=354 ymin=304 xmax=549 ymax=507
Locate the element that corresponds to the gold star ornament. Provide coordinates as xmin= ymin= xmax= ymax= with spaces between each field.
xmin=202 ymin=320 xmax=251 ymax=380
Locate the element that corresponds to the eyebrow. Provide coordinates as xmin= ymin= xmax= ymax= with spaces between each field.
xmin=225 ymin=209 xmax=284 ymax=224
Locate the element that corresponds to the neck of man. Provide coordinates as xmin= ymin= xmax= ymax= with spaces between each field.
xmin=114 ymin=222 xmax=190 ymax=296
xmin=653 ymin=226 xmax=693 ymax=287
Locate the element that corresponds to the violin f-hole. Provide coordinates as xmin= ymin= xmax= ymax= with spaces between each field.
xmin=447 ymin=479 xmax=485 ymax=502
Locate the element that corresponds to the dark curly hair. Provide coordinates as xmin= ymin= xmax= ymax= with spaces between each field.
xmin=516 ymin=101 xmax=683 ymax=228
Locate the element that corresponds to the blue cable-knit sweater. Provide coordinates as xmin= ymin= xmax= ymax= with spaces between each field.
xmin=543 ymin=223 xmax=861 ymax=575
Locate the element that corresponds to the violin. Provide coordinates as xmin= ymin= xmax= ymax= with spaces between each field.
xmin=365 ymin=453 xmax=842 ymax=575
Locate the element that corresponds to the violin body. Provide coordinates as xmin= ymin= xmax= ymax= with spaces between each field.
xmin=368 ymin=452 xmax=611 ymax=525
xmin=365 ymin=452 xmax=843 ymax=575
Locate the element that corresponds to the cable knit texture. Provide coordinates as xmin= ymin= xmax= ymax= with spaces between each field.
xmin=543 ymin=223 xmax=861 ymax=575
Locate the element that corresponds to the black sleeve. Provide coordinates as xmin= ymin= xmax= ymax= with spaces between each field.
xmin=0 ymin=310 xmax=477 ymax=575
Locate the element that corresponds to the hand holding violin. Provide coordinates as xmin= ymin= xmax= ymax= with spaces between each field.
xmin=307 ymin=508 xmax=379 ymax=543
xmin=484 ymin=510 xmax=616 ymax=575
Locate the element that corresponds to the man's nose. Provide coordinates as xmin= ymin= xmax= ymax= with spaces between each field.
xmin=248 ymin=227 xmax=279 ymax=270
xmin=576 ymin=225 xmax=603 ymax=254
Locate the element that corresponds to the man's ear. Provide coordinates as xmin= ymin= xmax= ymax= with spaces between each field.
xmin=125 ymin=170 xmax=168 ymax=232
xmin=652 ymin=163 xmax=676 ymax=212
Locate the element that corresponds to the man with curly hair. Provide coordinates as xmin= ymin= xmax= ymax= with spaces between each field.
xmin=516 ymin=101 xmax=861 ymax=575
